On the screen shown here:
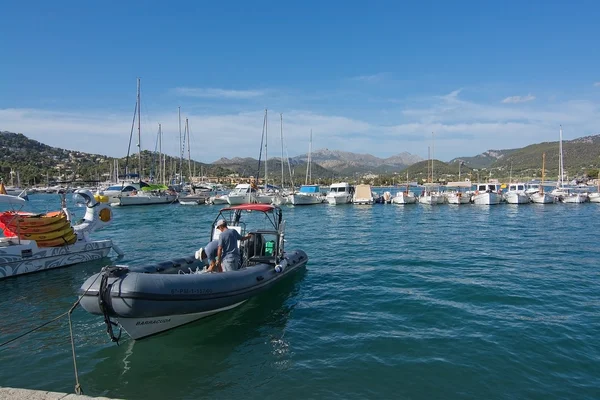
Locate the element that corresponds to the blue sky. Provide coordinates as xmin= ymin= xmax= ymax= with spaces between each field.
xmin=1 ymin=0 xmax=599 ymax=162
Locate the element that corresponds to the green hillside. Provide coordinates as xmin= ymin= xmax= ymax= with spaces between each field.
xmin=451 ymin=135 xmax=600 ymax=180
xmin=0 ymin=131 xmax=233 ymax=185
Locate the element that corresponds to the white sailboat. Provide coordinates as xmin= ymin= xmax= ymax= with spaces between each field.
xmin=289 ymin=130 xmax=324 ymax=205
xmin=271 ymin=113 xmax=292 ymax=206
xmin=419 ymin=134 xmax=444 ymax=205
xmin=115 ymin=78 xmax=177 ymax=207
xmin=552 ymin=126 xmax=588 ymax=203
xmin=255 ymin=109 xmax=275 ymax=204
xmin=530 ymin=153 xmax=555 ymax=204
xmin=179 ymin=119 xmax=210 ymax=205
xmin=391 ymin=174 xmax=417 ymax=205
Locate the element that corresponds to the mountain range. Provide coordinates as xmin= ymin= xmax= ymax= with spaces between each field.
xmin=1 ymin=130 xmax=599 ymax=185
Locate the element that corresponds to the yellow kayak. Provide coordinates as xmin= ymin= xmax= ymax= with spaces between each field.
xmin=36 ymin=231 xmax=78 ymax=248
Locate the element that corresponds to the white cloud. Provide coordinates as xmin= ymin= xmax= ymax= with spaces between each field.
xmin=501 ymin=94 xmax=536 ymax=104
xmin=2 ymin=88 xmax=599 ymax=163
xmin=172 ymin=87 xmax=265 ymax=99
xmin=594 ymin=82 xmax=600 ymax=87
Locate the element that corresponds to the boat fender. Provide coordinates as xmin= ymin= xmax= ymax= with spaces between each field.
xmin=274 ymin=259 xmax=289 ymax=273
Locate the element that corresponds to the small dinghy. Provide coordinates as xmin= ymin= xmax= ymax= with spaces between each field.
xmin=79 ymin=204 xmax=308 ymax=340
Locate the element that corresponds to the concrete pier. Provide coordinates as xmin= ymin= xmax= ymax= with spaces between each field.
xmin=0 ymin=387 xmax=118 ymax=400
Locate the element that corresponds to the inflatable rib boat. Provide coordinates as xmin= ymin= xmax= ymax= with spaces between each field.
xmin=79 ymin=204 xmax=308 ymax=340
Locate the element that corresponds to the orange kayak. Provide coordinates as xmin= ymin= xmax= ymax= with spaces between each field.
xmin=0 ymin=211 xmax=67 ymax=228
xmin=1 ymin=218 xmax=71 ymax=234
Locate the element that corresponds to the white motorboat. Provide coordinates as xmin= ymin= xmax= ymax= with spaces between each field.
xmin=0 ymin=190 xmax=123 ymax=279
xmin=254 ymin=190 xmax=274 ymax=205
xmin=270 ymin=192 xmax=289 ymax=206
xmin=585 ymin=178 xmax=600 ymax=203
xmin=561 ymin=191 xmax=589 ymax=203
xmin=178 ymin=192 xmax=210 ymax=205
xmin=209 ymin=194 xmax=229 ymax=205
xmin=530 ymin=192 xmax=555 ymax=204
xmin=472 ymin=183 xmax=503 ymax=205
xmin=382 ymin=191 xmax=393 ymax=204
xmin=326 ymin=182 xmax=353 ymax=205
xmin=443 ymin=181 xmax=471 ymax=205
xmin=418 ymin=189 xmax=443 ymax=205
xmin=444 ymin=191 xmax=470 ymax=204
xmin=525 ymin=183 xmax=543 ymax=196
xmin=352 ymin=184 xmax=374 ymax=205
xmin=504 ymin=183 xmax=531 ymax=204
xmin=391 ymin=191 xmax=417 ymax=205
xmin=289 ymin=185 xmax=324 ymax=205
xmin=227 ymin=184 xmax=255 ymax=205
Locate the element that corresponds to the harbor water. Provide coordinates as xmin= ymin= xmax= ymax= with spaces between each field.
xmin=1 ymin=194 xmax=599 ymax=399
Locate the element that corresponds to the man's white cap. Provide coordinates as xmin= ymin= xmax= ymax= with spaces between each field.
xmin=216 ymin=219 xmax=227 ymax=228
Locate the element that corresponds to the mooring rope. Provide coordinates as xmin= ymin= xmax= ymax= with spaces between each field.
xmin=0 ymin=272 xmax=104 ymax=395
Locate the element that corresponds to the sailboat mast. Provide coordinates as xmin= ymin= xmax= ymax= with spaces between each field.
xmin=265 ymin=109 xmax=268 ymax=191
xmin=178 ymin=106 xmax=182 ymax=185
xmin=137 ymin=77 xmax=142 ymax=180
xmin=427 ymin=146 xmax=431 ymax=183
xmin=559 ymin=125 xmax=564 ymax=187
xmin=186 ymin=118 xmax=192 ymax=182
xmin=305 ymin=130 xmax=312 ymax=185
xmin=431 ymin=132 xmax=435 ymax=184
xmin=541 ymin=153 xmax=546 ymax=194
xmin=280 ymin=113 xmax=284 ymax=189
xmin=158 ymin=124 xmax=162 ymax=185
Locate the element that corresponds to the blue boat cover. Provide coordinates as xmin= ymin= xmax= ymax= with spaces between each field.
xmin=299 ymin=185 xmax=320 ymax=193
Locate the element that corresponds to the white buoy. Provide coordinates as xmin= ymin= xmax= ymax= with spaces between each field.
xmin=274 ymin=259 xmax=289 ymax=273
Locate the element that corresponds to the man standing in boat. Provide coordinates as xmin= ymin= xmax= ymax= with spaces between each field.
xmin=215 ymin=219 xmax=254 ymax=272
